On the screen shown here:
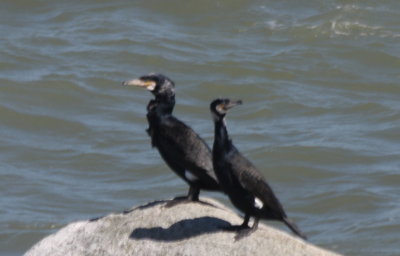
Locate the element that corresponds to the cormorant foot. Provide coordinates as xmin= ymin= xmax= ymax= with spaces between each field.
xmin=164 ymin=197 xmax=215 ymax=208
xmin=164 ymin=197 xmax=190 ymax=208
xmin=172 ymin=195 xmax=189 ymax=201
xmin=219 ymin=224 xmax=255 ymax=241
xmin=234 ymin=227 xmax=256 ymax=241
xmin=194 ymin=200 xmax=216 ymax=207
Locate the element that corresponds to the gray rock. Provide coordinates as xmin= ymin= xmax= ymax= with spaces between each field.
xmin=25 ymin=198 xmax=341 ymax=256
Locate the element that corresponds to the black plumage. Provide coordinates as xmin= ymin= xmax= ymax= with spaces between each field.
xmin=210 ymin=98 xmax=307 ymax=240
xmin=123 ymin=74 xmax=220 ymax=201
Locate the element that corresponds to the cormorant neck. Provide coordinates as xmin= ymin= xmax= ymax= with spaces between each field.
xmin=213 ymin=116 xmax=231 ymax=152
xmin=155 ymin=89 xmax=175 ymax=103
xmin=155 ymin=93 xmax=175 ymax=115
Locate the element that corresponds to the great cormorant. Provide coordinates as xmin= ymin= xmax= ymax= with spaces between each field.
xmin=210 ymin=98 xmax=307 ymax=240
xmin=122 ymin=74 xmax=220 ymax=202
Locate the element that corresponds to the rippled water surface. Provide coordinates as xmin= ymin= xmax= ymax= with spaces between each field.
xmin=1 ymin=1 xmax=400 ymax=255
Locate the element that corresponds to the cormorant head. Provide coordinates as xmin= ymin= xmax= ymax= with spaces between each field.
xmin=122 ymin=73 xmax=175 ymax=98
xmin=210 ymin=98 xmax=242 ymax=121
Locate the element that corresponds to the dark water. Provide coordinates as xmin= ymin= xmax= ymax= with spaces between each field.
xmin=1 ymin=1 xmax=400 ymax=255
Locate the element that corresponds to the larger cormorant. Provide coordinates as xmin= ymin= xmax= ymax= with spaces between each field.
xmin=122 ymin=73 xmax=220 ymax=202
xmin=210 ymin=98 xmax=307 ymax=240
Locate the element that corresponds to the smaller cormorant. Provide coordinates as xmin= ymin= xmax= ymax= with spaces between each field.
xmin=122 ymin=74 xmax=220 ymax=203
xmin=210 ymin=98 xmax=307 ymax=240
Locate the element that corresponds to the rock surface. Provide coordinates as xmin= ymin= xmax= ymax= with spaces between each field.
xmin=25 ymin=198 xmax=341 ymax=256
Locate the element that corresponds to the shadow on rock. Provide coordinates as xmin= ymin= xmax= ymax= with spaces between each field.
xmin=130 ymin=216 xmax=230 ymax=241
xmin=124 ymin=199 xmax=170 ymax=214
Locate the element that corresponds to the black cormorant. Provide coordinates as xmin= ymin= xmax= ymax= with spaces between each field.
xmin=210 ymin=98 xmax=307 ymax=240
xmin=122 ymin=73 xmax=220 ymax=202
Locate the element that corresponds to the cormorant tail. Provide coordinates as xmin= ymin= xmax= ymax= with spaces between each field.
xmin=283 ymin=217 xmax=307 ymax=240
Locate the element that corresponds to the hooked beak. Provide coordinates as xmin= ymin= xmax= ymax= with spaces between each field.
xmin=224 ymin=100 xmax=243 ymax=110
xmin=216 ymin=99 xmax=243 ymax=114
xmin=122 ymin=78 xmax=156 ymax=91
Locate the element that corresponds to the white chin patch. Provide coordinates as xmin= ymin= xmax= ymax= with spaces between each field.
xmin=185 ymin=170 xmax=198 ymax=182
xmin=254 ymin=197 xmax=263 ymax=209
xmin=216 ymin=104 xmax=226 ymax=115
xmin=146 ymin=83 xmax=156 ymax=91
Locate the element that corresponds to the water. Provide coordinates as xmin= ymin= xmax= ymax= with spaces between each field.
xmin=1 ymin=0 xmax=400 ymax=255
